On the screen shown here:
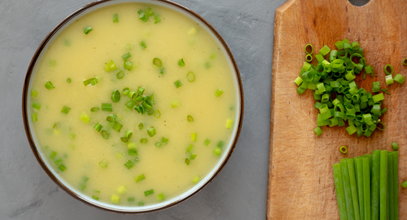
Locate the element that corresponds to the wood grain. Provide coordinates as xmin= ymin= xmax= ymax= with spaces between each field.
xmin=267 ymin=0 xmax=406 ymax=219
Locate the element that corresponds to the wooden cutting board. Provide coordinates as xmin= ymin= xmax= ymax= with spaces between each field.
xmin=267 ymin=0 xmax=406 ymax=219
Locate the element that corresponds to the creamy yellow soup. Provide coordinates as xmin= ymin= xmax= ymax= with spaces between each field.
xmin=28 ymin=2 xmax=239 ymax=207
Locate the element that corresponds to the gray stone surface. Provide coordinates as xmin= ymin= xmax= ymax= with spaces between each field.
xmin=0 ymin=0 xmax=364 ymax=219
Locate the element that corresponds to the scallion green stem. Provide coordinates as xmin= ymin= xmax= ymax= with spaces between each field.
xmin=372 ymin=150 xmax=380 ymax=219
xmin=392 ymin=152 xmax=399 ymax=219
xmin=380 ymin=150 xmax=388 ymax=220
xmin=388 ymin=152 xmax=394 ymax=220
xmin=346 ymin=159 xmax=360 ymax=220
xmin=355 ymin=157 xmax=364 ymax=220
xmin=340 ymin=159 xmax=355 ymax=220
xmin=362 ymin=157 xmax=371 ymax=220
xmin=333 ymin=163 xmax=348 ymax=220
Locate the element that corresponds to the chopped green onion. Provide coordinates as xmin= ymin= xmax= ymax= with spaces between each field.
xmin=144 ymin=189 xmax=154 ymax=196
xmin=305 ymin=54 xmax=313 ymax=63
xmin=372 ymin=81 xmax=381 ymax=93
xmin=111 ymin=121 xmax=123 ymax=132
xmin=90 ymin=107 xmax=100 ymax=112
xmin=83 ymin=77 xmax=98 ymax=86
xmin=116 ymin=185 xmax=127 ymax=195
xmin=138 ymin=123 xmax=144 ymax=130
xmin=135 ymin=174 xmax=145 ymax=182
xmin=372 ymin=93 xmax=384 ymax=103
xmin=394 ymin=74 xmax=405 ymax=84
xmin=153 ymin=15 xmax=161 ymax=24
xmin=44 ymin=81 xmax=55 ymax=90
xmin=319 ymin=45 xmax=331 ymax=56
xmin=140 ymin=138 xmax=148 ymax=144
xmin=191 ymin=133 xmax=197 ymax=142
xmin=383 ymin=64 xmax=394 ymax=75
xmin=112 ymin=13 xmax=119 ymax=23
xmin=78 ymin=176 xmax=89 ymax=191
xmin=122 ymin=52 xmax=132 ymax=61
xmin=139 ymin=41 xmax=147 ymax=49
xmin=83 ymin=26 xmax=93 ymax=35
xmin=120 ymin=130 xmax=133 ymax=143
xmin=225 ymin=119 xmax=233 ymax=129
xmin=124 ymin=60 xmax=133 ymax=71
xmin=402 ymin=181 xmax=407 ymax=188
xmin=294 ymin=40 xmax=399 ymax=137
xmin=313 ymin=127 xmax=322 ymax=136
xmin=32 ymin=103 xmax=41 ymax=110
xmin=385 ymin=74 xmax=394 ymax=85
xmin=217 ymin=141 xmax=225 ymax=148
xmin=98 ymin=159 xmax=108 ymax=168
xmin=61 ymin=106 xmax=71 ymax=114
xmin=122 ymin=88 xmax=130 ymax=96
xmin=186 ymin=71 xmax=196 ymax=82
xmin=152 ymin=58 xmax=162 ymax=67
xmin=170 ymin=101 xmax=180 ymax=108
xmin=127 ymin=197 xmax=135 ymax=203
xmin=213 ymin=147 xmax=222 ymax=156
xmin=192 ymin=176 xmax=201 ymax=184
xmin=147 ymin=127 xmax=156 ymax=137
xmin=127 ymin=144 xmax=137 ymax=158
xmin=294 ymin=76 xmax=303 ymax=86
xmin=365 ymin=65 xmax=374 ymax=75
xmin=155 ymin=137 xmax=169 ymax=147
xmin=174 ymin=80 xmax=183 ymax=88
xmin=31 ymin=90 xmax=39 ymax=98
xmin=31 ymin=112 xmax=38 ymax=122
xmin=124 ymin=160 xmax=135 ymax=169
xmin=104 ymin=60 xmax=117 ymax=72
xmin=80 ymin=113 xmax=90 ymax=124
xmin=204 ymin=139 xmax=211 ymax=146
xmin=138 ymin=201 xmax=145 ymax=206
xmin=178 ymin=58 xmax=185 ymax=67
xmin=339 ymin=145 xmax=348 ymax=154
xmin=110 ymin=194 xmax=120 ymax=204
xmin=391 ymin=142 xmax=399 ymax=151
xmin=204 ymin=62 xmax=211 ymax=69
xmin=111 ymin=90 xmax=121 ymax=103
xmin=187 ymin=115 xmax=194 ymax=122
xmin=304 ymin=43 xmax=313 ymax=54
xmin=137 ymin=7 xmax=160 ymax=23
xmin=215 ymin=89 xmax=224 ymax=97
xmin=156 ymin=193 xmax=165 ymax=201
xmin=101 ymin=130 xmax=110 ymax=139
xmin=101 ymin=103 xmax=113 ymax=112
xmin=116 ymin=70 xmax=125 ymax=79
xmin=66 ymin=78 xmax=72 ymax=83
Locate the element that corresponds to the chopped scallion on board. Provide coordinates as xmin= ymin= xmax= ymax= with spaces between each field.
xmin=294 ymin=39 xmax=404 ymax=137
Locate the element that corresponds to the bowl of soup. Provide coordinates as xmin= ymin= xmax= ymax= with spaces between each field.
xmin=22 ymin=0 xmax=243 ymax=213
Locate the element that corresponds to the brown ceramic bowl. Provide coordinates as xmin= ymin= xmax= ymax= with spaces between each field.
xmin=22 ymin=0 xmax=243 ymax=213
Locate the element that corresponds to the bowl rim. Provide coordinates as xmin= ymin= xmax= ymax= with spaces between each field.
xmin=22 ymin=0 xmax=244 ymax=213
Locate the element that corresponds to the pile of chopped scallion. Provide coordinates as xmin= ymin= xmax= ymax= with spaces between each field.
xmin=294 ymin=39 xmax=405 ymax=137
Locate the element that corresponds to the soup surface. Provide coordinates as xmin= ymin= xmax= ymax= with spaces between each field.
xmin=28 ymin=2 xmax=239 ymax=207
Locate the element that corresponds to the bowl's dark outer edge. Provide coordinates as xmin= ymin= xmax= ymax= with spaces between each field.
xmin=22 ymin=0 xmax=244 ymax=214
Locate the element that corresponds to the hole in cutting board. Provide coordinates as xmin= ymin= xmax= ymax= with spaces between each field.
xmin=348 ymin=0 xmax=370 ymax=6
